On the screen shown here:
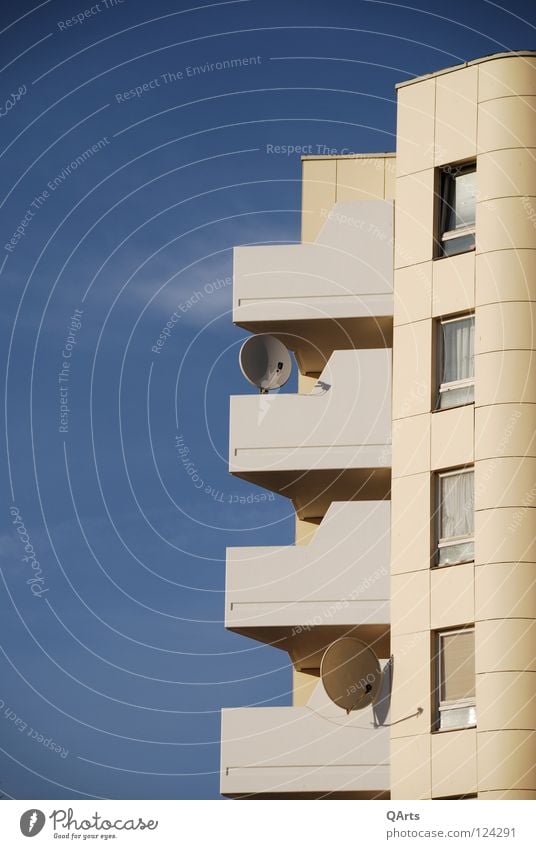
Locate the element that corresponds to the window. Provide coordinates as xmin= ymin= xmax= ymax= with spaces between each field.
xmin=436 ymin=468 xmax=474 ymax=566
xmin=435 ymin=628 xmax=476 ymax=730
xmin=437 ymin=314 xmax=474 ymax=409
xmin=437 ymin=162 xmax=476 ymax=257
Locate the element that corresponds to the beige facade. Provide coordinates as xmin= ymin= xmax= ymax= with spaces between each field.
xmin=221 ymin=52 xmax=536 ymax=799
xmin=392 ymin=51 xmax=536 ymax=800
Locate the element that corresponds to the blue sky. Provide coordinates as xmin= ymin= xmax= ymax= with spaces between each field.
xmin=0 ymin=0 xmax=534 ymax=801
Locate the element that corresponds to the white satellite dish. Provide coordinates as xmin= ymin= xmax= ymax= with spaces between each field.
xmin=239 ymin=334 xmax=292 ymax=393
xmin=320 ymin=637 xmax=383 ymax=714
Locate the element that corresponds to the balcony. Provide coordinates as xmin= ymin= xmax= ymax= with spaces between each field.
xmin=221 ymin=671 xmax=390 ymax=798
xmin=229 ymin=349 xmax=392 ymax=517
xmin=233 ymin=200 xmax=393 ymax=372
xmin=226 ymin=501 xmax=389 ymax=666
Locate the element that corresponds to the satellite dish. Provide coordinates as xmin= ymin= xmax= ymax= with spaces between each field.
xmin=239 ymin=334 xmax=292 ymax=393
xmin=320 ymin=637 xmax=383 ymax=714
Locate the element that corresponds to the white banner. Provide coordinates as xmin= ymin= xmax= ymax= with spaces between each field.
xmin=0 ymin=799 xmax=534 ymax=848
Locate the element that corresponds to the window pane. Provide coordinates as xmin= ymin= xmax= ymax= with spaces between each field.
xmin=448 ymin=170 xmax=476 ymax=230
xmin=439 ymin=383 xmax=475 ymax=409
xmin=441 ymin=317 xmax=474 ymax=385
xmin=442 ymin=232 xmax=475 ymax=256
xmin=439 ymin=704 xmax=476 ymax=730
xmin=440 ymin=471 xmax=474 ymax=540
xmin=438 ymin=539 xmax=474 ymax=566
xmin=440 ymin=631 xmax=475 ymax=701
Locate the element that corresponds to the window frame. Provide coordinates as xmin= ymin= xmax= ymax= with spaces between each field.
xmin=435 ymin=467 xmax=475 ymax=567
xmin=435 ymin=161 xmax=477 ymax=259
xmin=435 ymin=313 xmax=475 ymax=411
xmin=433 ymin=627 xmax=476 ymax=732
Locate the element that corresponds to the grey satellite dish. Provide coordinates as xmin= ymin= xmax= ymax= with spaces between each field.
xmin=239 ymin=334 xmax=292 ymax=393
xmin=320 ymin=637 xmax=383 ymax=714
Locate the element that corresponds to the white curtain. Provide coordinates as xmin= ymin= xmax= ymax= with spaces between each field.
xmin=442 ymin=317 xmax=474 ymax=384
xmin=441 ymin=471 xmax=474 ymax=540
xmin=441 ymin=631 xmax=475 ymax=701
xmin=454 ymin=170 xmax=476 ymax=228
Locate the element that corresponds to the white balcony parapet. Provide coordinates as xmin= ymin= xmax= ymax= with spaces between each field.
xmin=233 ymin=200 xmax=393 ymax=325
xmin=226 ymin=501 xmax=389 ymax=631
xmin=221 ymin=668 xmax=390 ymax=797
xmin=230 ymin=348 xmax=391 ymax=475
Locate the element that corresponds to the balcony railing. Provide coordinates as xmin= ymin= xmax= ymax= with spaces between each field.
xmin=226 ymin=501 xmax=389 ymax=633
xmin=221 ymin=672 xmax=390 ymax=797
xmin=230 ymin=349 xmax=392 ymax=477
xmin=233 ymin=200 xmax=393 ymax=326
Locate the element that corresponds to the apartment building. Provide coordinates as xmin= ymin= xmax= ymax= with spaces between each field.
xmin=220 ymin=51 xmax=536 ymax=800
